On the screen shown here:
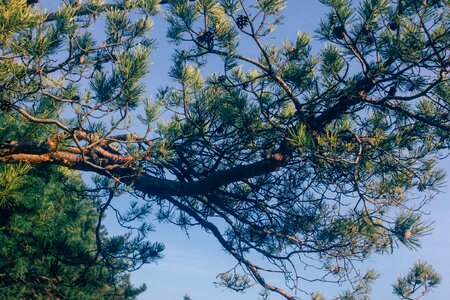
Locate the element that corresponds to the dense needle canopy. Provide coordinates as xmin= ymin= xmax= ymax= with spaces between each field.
xmin=0 ymin=161 xmax=163 ymax=299
xmin=0 ymin=0 xmax=448 ymax=299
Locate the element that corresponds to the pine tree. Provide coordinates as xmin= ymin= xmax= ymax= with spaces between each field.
xmin=0 ymin=162 xmax=163 ymax=299
xmin=0 ymin=0 xmax=448 ymax=299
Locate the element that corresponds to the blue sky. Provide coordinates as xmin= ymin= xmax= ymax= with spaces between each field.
xmin=38 ymin=1 xmax=450 ymax=299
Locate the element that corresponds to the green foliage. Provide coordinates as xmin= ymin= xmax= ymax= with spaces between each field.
xmin=0 ymin=0 xmax=43 ymax=44
xmin=0 ymin=0 xmax=449 ymax=299
xmin=215 ymin=271 xmax=254 ymax=292
xmin=0 ymin=164 xmax=157 ymax=299
xmin=0 ymin=164 xmax=30 ymax=207
xmin=311 ymin=292 xmax=326 ymax=300
xmin=320 ymin=45 xmax=344 ymax=78
xmin=392 ymin=212 xmax=432 ymax=250
xmin=115 ymin=45 xmax=152 ymax=108
xmin=256 ymin=0 xmax=286 ymax=15
xmin=393 ymin=261 xmax=441 ymax=299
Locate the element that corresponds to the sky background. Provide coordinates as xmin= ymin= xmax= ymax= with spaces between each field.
xmin=38 ymin=1 xmax=450 ymax=299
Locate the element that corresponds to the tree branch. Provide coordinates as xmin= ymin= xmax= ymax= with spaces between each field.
xmin=43 ymin=0 xmax=194 ymax=22
xmin=0 ymin=139 xmax=288 ymax=197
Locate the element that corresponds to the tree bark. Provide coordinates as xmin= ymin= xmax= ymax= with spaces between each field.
xmin=0 ymin=139 xmax=287 ymax=197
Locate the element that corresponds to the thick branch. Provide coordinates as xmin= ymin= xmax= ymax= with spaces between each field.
xmin=309 ymin=77 xmax=374 ymax=129
xmin=133 ymin=155 xmax=286 ymax=196
xmin=0 ymin=140 xmax=287 ymax=197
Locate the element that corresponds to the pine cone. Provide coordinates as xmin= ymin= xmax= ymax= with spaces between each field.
xmin=236 ymin=15 xmax=250 ymax=30
xmin=218 ymin=75 xmax=226 ymax=84
xmin=361 ymin=23 xmax=371 ymax=36
xmin=333 ymin=25 xmax=345 ymax=39
xmin=388 ymin=21 xmax=399 ymax=31
xmin=197 ymin=31 xmax=214 ymax=49
xmin=388 ymin=85 xmax=397 ymax=97
xmin=202 ymin=31 xmax=214 ymax=44
xmin=0 ymin=101 xmax=13 ymax=112
xmin=404 ymin=229 xmax=412 ymax=240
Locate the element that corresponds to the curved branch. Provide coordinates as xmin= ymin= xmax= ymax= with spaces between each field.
xmin=0 ymin=139 xmax=288 ymax=197
xmin=164 ymin=196 xmax=300 ymax=300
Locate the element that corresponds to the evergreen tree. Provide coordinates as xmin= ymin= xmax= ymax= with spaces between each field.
xmin=0 ymin=0 xmax=448 ymax=298
xmin=0 ymin=162 xmax=162 ymax=299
